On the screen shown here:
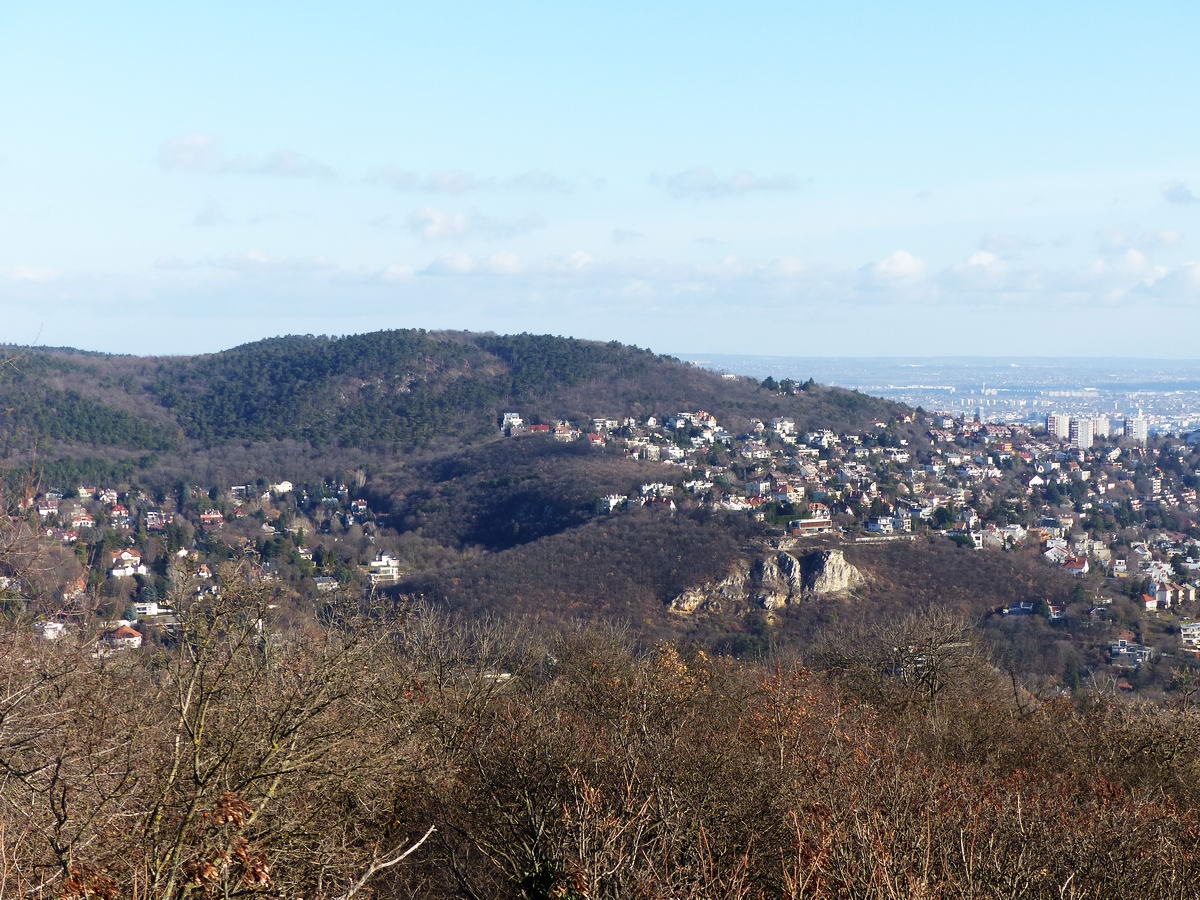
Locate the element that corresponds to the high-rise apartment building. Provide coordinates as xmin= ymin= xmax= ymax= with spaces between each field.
xmin=1046 ymin=413 xmax=1071 ymax=440
xmin=1070 ymin=417 xmax=1094 ymax=450
xmin=1124 ymin=412 xmax=1148 ymax=444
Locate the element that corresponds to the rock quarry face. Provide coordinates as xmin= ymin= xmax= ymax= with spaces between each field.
xmin=669 ymin=548 xmax=863 ymax=614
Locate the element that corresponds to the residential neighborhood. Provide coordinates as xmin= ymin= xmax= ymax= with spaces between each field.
xmin=505 ymin=401 xmax=1200 ymax=685
xmin=10 ymin=398 xmax=1200 ymax=691
xmin=14 ymin=476 xmax=404 ymax=654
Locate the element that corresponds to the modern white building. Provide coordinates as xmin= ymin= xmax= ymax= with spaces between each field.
xmin=1069 ymin=417 xmax=1094 ymax=450
xmin=1124 ymin=412 xmax=1148 ymax=444
xmin=1046 ymin=413 xmax=1071 ymax=440
xmin=1181 ymin=621 xmax=1200 ymax=649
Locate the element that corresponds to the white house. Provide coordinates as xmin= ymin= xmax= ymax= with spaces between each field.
xmin=1180 ymin=621 xmax=1200 ymax=649
xmin=34 ymin=621 xmax=66 ymax=641
xmin=109 ymin=549 xmax=147 ymax=579
xmin=101 ymin=625 xmax=143 ymax=651
xmin=367 ymin=553 xmax=403 ymax=585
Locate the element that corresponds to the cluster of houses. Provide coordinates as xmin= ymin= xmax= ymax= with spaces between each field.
xmin=502 ymin=404 xmax=1200 ymax=676
xmin=17 ymin=477 xmax=409 ymax=653
xmin=10 ymin=397 xmax=1200 ymax=685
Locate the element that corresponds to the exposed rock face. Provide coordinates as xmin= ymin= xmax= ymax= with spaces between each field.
xmin=750 ymin=552 xmax=803 ymax=609
xmin=801 ymin=549 xmax=864 ymax=597
xmin=669 ymin=547 xmax=863 ymax=614
xmin=668 ymin=569 xmax=748 ymax=614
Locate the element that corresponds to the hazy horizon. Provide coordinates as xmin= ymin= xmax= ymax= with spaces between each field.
xmin=8 ymin=330 xmax=1200 ymax=366
xmin=4 ymin=3 xmax=1200 ymax=355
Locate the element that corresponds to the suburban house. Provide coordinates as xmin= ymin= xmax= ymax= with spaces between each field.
xmin=133 ymin=600 xmax=162 ymax=617
xmin=1110 ymin=639 xmax=1153 ymax=667
xmin=366 ymin=553 xmax=403 ymax=586
xmin=1180 ymin=621 xmax=1200 ymax=649
xmin=101 ymin=625 xmax=143 ymax=651
xmin=789 ymin=502 xmax=834 ymax=535
xmin=109 ymin=549 xmax=147 ymax=579
xmin=1063 ymin=557 xmax=1090 ymax=576
xmin=34 ymin=621 xmax=66 ymax=641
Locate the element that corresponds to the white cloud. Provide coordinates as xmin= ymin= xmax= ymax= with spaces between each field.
xmin=1143 ymin=260 xmax=1200 ymax=298
xmin=368 ymin=166 xmax=585 ymax=193
xmin=421 ymin=253 xmax=477 ymax=276
xmin=140 ymin=242 xmax=1200 ymax=318
xmin=377 ymin=264 xmax=415 ymax=282
xmin=0 ymin=265 xmax=58 ymax=282
xmin=554 ymin=251 xmax=594 ymax=272
xmin=651 ymin=168 xmax=801 ymax=198
xmin=508 ymin=170 xmax=576 ymax=192
xmin=866 ymin=250 xmax=927 ymax=285
xmin=408 ymin=207 xmax=471 ymax=239
xmin=940 ymin=250 xmax=1031 ymax=294
xmin=160 ymin=135 xmax=334 ymax=178
xmin=770 ymin=256 xmax=806 ymax=277
xmin=965 ymin=251 xmax=1000 ymax=268
xmin=1096 ymin=228 xmax=1182 ymax=253
xmin=1106 ymin=248 xmax=1149 ymax=275
xmin=420 ymin=252 xmax=527 ymax=276
xmin=405 ymin=207 xmax=545 ymax=240
xmin=487 ymin=252 xmax=523 ymax=275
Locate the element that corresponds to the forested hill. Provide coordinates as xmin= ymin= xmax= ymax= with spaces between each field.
xmin=0 ymin=330 xmax=906 ymax=458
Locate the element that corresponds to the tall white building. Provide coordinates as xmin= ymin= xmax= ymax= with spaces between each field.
xmin=1092 ymin=414 xmax=1110 ymax=439
xmin=1124 ymin=412 xmax=1148 ymax=444
xmin=1069 ymin=417 xmax=1094 ymax=450
xmin=1046 ymin=413 xmax=1071 ymax=440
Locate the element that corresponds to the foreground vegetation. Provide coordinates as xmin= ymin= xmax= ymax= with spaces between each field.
xmin=5 ymin=577 xmax=1200 ymax=898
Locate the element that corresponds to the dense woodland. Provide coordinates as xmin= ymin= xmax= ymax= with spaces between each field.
xmin=372 ymin=438 xmax=685 ymax=551
xmin=5 ymin=587 xmax=1200 ymax=898
xmin=0 ymin=330 xmax=903 ymax=462
xmin=399 ymin=509 xmax=757 ymax=630
xmin=0 ymin=384 xmax=178 ymax=452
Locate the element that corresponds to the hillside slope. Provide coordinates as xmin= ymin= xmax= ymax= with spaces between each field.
xmin=369 ymin=437 xmax=686 ymax=551
xmin=0 ymin=330 xmax=907 ymax=460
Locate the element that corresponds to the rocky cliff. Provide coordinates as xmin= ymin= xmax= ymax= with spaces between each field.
xmin=669 ymin=548 xmax=863 ymax=614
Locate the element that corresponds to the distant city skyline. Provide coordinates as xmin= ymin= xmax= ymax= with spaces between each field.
xmin=4 ymin=2 xmax=1200 ymax=356
xmin=689 ymin=354 xmax=1200 ymax=436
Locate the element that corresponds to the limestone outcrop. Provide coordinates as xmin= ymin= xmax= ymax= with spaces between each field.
xmin=669 ymin=548 xmax=863 ymax=614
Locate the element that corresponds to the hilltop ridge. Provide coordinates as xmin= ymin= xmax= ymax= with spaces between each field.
xmin=0 ymin=329 xmax=907 ymax=465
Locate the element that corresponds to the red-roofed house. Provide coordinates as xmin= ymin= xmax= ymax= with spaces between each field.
xmin=1063 ymin=556 xmax=1090 ymax=576
xmin=101 ymin=625 xmax=143 ymax=651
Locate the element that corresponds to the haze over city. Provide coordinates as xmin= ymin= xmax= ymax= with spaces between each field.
xmin=4 ymin=1 xmax=1200 ymax=357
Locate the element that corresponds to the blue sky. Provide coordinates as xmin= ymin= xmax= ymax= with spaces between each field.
xmin=2 ymin=1 xmax=1199 ymax=356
